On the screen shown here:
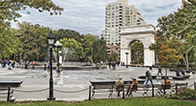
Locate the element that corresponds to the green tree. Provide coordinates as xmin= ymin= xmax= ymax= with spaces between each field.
xmin=108 ymin=53 xmax=118 ymax=62
xmin=92 ymin=36 xmax=108 ymax=62
xmin=0 ymin=0 xmax=63 ymax=59
xmin=81 ymin=34 xmax=95 ymax=59
xmin=150 ymin=1 xmax=196 ymax=69
xmin=60 ymin=38 xmax=84 ymax=61
xmin=0 ymin=28 xmax=20 ymax=59
xmin=131 ymin=41 xmax=144 ymax=64
xmin=55 ymin=29 xmax=81 ymax=42
xmin=16 ymin=21 xmax=37 ymax=60
xmin=34 ymin=25 xmax=50 ymax=61
xmin=158 ymin=43 xmax=181 ymax=79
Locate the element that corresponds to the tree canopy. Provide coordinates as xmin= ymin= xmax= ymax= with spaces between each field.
xmin=150 ymin=0 xmax=196 ymax=69
xmin=0 ymin=0 xmax=63 ymax=59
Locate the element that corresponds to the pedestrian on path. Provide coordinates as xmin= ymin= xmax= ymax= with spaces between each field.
xmin=30 ymin=61 xmax=33 ymax=70
xmin=145 ymin=67 xmax=153 ymax=87
xmin=157 ymin=65 xmax=163 ymax=76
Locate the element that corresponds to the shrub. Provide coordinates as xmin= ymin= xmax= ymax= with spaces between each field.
xmin=177 ymin=87 xmax=196 ymax=100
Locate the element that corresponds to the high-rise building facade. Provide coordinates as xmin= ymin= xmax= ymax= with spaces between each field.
xmin=101 ymin=0 xmax=145 ymax=46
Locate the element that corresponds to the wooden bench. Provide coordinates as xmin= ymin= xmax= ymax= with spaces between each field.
xmin=0 ymin=80 xmax=23 ymax=87
xmin=89 ymin=80 xmax=148 ymax=100
xmin=0 ymin=86 xmax=14 ymax=101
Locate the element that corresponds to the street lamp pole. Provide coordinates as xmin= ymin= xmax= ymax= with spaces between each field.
xmin=47 ymin=30 xmax=55 ymax=101
xmin=125 ymin=50 xmax=129 ymax=68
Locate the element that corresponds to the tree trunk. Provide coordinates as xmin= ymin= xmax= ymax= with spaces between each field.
xmin=165 ymin=67 xmax=167 ymax=81
xmin=186 ymin=53 xmax=189 ymax=70
xmin=37 ymin=54 xmax=39 ymax=62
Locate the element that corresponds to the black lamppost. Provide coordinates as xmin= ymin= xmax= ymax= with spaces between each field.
xmin=125 ymin=50 xmax=129 ymax=68
xmin=54 ymin=41 xmax=62 ymax=73
xmin=47 ymin=30 xmax=55 ymax=101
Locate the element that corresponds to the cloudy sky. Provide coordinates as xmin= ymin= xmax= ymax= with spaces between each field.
xmin=11 ymin=0 xmax=182 ymax=36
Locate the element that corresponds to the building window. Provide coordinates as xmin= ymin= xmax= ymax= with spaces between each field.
xmin=116 ymin=7 xmax=118 ymax=9
xmin=108 ymin=5 xmax=111 ymax=7
xmin=111 ymin=48 xmax=114 ymax=50
xmin=116 ymin=48 xmax=118 ymax=50
xmin=115 ymin=51 xmax=118 ymax=53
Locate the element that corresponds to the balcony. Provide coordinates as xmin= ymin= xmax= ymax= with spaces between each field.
xmin=119 ymin=15 xmax=124 ymax=18
xmin=119 ymin=9 xmax=123 ymax=12
xmin=119 ymin=12 xmax=123 ymax=15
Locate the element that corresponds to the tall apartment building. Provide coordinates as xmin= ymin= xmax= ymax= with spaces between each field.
xmin=101 ymin=0 xmax=145 ymax=46
xmin=101 ymin=0 xmax=145 ymax=61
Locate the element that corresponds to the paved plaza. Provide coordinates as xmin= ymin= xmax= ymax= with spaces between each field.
xmin=0 ymin=65 xmax=196 ymax=101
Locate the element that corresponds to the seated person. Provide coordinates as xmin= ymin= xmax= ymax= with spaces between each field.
xmin=115 ymin=76 xmax=124 ymax=97
xmin=126 ymin=78 xmax=138 ymax=96
xmin=160 ymin=79 xmax=171 ymax=94
xmin=181 ymin=69 xmax=185 ymax=76
xmin=164 ymin=79 xmax=171 ymax=89
xmin=176 ymin=71 xmax=180 ymax=76
xmin=187 ymin=67 xmax=193 ymax=73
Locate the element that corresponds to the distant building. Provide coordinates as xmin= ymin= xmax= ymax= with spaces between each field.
xmin=107 ymin=44 xmax=120 ymax=61
xmin=101 ymin=0 xmax=145 ymax=62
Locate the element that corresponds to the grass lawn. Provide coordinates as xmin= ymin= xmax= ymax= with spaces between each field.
xmin=0 ymin=97 xmax=196 ymax=106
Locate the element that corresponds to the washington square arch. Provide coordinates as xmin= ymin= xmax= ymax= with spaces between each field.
xmin=120 ymin=24 xmax=156 ymax=66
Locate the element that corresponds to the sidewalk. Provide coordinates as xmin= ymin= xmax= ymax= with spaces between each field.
xmin=0 ymin=66 xmax=195 ymax=101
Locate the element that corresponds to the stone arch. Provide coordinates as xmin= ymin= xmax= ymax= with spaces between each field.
xmin=120 ymin=24 xmax=155 ymax=66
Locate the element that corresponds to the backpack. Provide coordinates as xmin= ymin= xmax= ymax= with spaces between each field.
xmin=145 ymin=70 xmax=150 ymax=78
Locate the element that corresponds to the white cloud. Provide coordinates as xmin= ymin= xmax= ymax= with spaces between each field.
xmin=11 ymin=0 xmax=182 ymax=35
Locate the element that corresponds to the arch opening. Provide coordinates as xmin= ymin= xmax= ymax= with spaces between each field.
xmin=128 ymin=40 xmax=144 ymax=65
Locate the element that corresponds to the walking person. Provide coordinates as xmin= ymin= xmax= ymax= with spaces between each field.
xmin=145 ymin=67 xmax=154 ymax=87
xmin=47 ymin=61 xmax=50 ymax=72
xmin=43 ymin=64 xmax=48 ymax=77
xmin=30 ymin=61 xmax=33 ymax=70
xmin=108 ymin=62 xmax=111 ymax=69
xmin=157 ymin=65 xmax=163 ymax=76
xmin=26 ymin=60 xmax=30 ymax=70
